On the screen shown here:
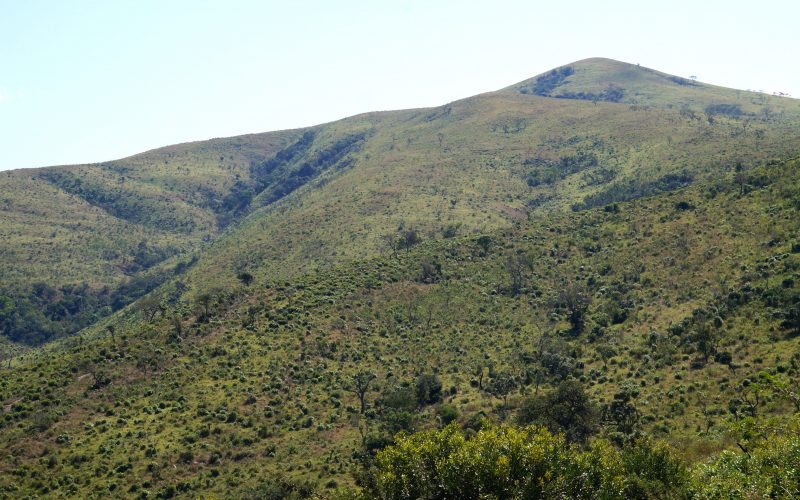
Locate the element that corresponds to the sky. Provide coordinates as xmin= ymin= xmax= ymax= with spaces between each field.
xmin=1 ymin=0 xmax=798 ymax=171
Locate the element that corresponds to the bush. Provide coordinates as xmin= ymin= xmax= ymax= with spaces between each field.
xmin=715 ymin=351 xmax=733 ymax=365
xmin=372 ymin=423 xmax=688 ymax=499
xmin=436 ymin=404 xmax=459 ymax=426
xmin=573 ymin=171 xmax=694 ymax=211
xmin=517 ymin=380 xmax=598 ymax=443
xmin=178 ymin=450 xmax=193 ymax=464
xmin=415 ymin=374 xmax=443 ymax=406
xmin=691 ymin=429 xmax=800 ymax=497
xmin=418 ymin=260 xmax=441 ymax=284
xmin=522 ymin=66 xmax=574 ymax=96
xmin=237 ymin=272 xmax=254 ymax=286
xmin=704 ymin=103 xmax=743 ymax=118
xmin=441 ymin=224 xmax=460 ymax=238
xmin=622 ymin=438 xmax=690 ymax=497
xmin=241 ymin=476 xmax=315 ymax=499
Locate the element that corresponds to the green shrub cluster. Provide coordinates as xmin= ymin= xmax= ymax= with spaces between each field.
xmin=371 ymin=423 xmax=688 ymax=499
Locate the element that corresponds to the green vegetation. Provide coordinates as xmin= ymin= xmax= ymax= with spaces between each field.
xmin=0 ymin=58 xmax=799 ymax=497
xmin=371 ymin=424 xmax=688 ymax=499
xmin=4 ymin=58 xmax=800 ymax=349
xmin=520 ymin=65 xmax=575 ymax=96
xmin=0 ymin=153 xmax=797 ymax=496
xmin=367 ymin=419 xmax=800 ymax=499
xmin=0 ymin=130 xmax=303 ymax=346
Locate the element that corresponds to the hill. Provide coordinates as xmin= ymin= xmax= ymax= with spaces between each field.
xmin=176 ymin=59 xmax=800 ymax=306
xmin=3 ymin=58 xmax=799 ymax=349
xmin=0 ymin=58 xmax=799 ymax=497
xmin=0 ymin=130 xmax=302 ymax=345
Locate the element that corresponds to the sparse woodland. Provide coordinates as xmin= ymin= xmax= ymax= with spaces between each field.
xmin=1 ymin=58 xmax=799 ymax=498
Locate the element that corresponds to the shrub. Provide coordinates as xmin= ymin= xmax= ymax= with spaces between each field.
xmin=418 ymin=260 xmax=441 ymax=284
xmin=237 ymin=272 xmax=254 ymax=286
xmin=373 ymin=423 xmax=688 ymax=499
xmin=691 ymin=429 xmax=800 ymax=497
xmin=415 ymin=374 xmax=442 ymax=406
xmin=517 ymin=380 xmax=599 ymax=443
xmin=436 ymin=404 xmax=459 ymax=426
xmin=704 ymin=103 xmax=743 ymax=118
xmin=523 ymin=66 xmax=574 ymax=96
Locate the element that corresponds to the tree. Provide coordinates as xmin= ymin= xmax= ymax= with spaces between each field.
xmin=372 ymin=423 xmax=688 ymax=499
xmin=728 ymin=379 xmax=763 ymax=420
xmin=486 ymin=371 xmax=517 ymax=416
xmin=415 ymin=373 xmax=443 ymax=406
xmin=381 ymin=234 xmax=401 ymax=259
xmin=80 ymin=360 xmax=110 ymax=390
xmin=734 ymin=171 xmax=747 ymax=196
xmin=604 ymin=383 xmax=640 ymax=443
xmin=517 ymin=380 xmax=599 ymax=443
xmin=346 ymin=371 xmax=377 ymax=414
xmin=136 ymin=344 xmax=165 ymax=376
xmin=420 ymin=297 xmax=439 ymax=333
xmin=196 ymin=290 xmax=220 ymax=320
xmin=137 ymin=295 xmax=163 ymax=323
xmin=418 ymin=260 xmax=441 ymax=284
xmin=781 ymin=303 xmax=800 ymax=336
xmin=764 ymin=372 xmax=800 ymax=412
xmin=692 ymin=323 xmax=717 ymax=362
xmin=169 ymin=314 xmax=183 ymax=343
xmin=400 ymin=229 xmax=421 ymax=251
xmin=476 ymin=235 xmax=493 ymax=256
xmin=379 ymin=381 xmax=418 ymax=434
xmin=106 ymin=324 xmax=116 ymax=345
xmin=714 ymin=351 xmax=733 ymax=366
xmin=437 ymin=404 xmax=459 ymax=426
xmin=237 ymin=271 xmax=254 ymax=286
xmin=506 ymin=252 xmax=531 ymax=296
xmin=556 ymin=283 xmax=592 ymax=334
xmin=596 ymin=343 xmax=617 ymax=368
xmin=472 ymin=364 xmax=486 ymax=390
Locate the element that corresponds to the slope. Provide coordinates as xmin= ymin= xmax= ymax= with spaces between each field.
xmin=179 ymin=58 xmax=800 ymax=299
xmin=511 ymin=57 xmax=778 ymax=110
xmin=0 ymin=130 xmax=305 ymax=346
xmin=1 ymin=58 xmax=800 ymax=496
xmin=0 ymin=154 xmax=797 ymax=497
xmin=4 ymin=58 xmax=800 ymax=350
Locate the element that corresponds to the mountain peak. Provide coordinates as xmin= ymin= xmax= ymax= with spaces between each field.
xmin=507 ymin=57 xmax=706 ymax=105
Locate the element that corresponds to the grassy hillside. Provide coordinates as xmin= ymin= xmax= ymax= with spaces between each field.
xmin=512 ymin=57 xmax=786 ymax=111
xmin=0 ymin=58 xmax=799 ymax=497
xmin=0 ymin=130 xmax=305 ymax=346
xmin=3 ymin=58 xmax=799 ymax=349
xmin=181 ymin=58 xmax=800 ymax=297
xmin=0 ymin=153 xmax=797 ymax=497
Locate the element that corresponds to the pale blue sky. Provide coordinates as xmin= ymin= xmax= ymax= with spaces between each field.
xmin=1 ymin=0 xmax=798 ymax=171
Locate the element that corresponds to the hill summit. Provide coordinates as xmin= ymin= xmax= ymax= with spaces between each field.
xmin=0 ymin=58 xmax=799 ymax=498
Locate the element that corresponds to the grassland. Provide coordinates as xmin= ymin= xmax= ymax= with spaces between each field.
xmin=179 ymin=58 xmax=800 ymax=301
xmin=0 ymin=152 xmax=798 ymax=497
xmin=0 ymin=129 xmax=305 ymax=345
xmin=3 ymin=58 xmax=799 ymax=349
xmin=0 ymin=58 xmax=799 ymax=498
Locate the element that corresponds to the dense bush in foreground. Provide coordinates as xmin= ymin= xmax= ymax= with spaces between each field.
xmin=368 ymin=424 xmax=686 ymax=499
xmin=692 ymin=425 xmax=800 ymax=498
xmin=359 ymin=422 xmax=800 ymax=499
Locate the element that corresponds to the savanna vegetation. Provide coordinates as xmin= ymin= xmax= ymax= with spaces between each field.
xmin=0 ymin=58 xmax=799 ymax=498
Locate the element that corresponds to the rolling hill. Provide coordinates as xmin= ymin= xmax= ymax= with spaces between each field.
xmin=0 ymin=58 xmax=799 ymax=498
xmin=184 ymin=58 xmax=800 ymax=293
